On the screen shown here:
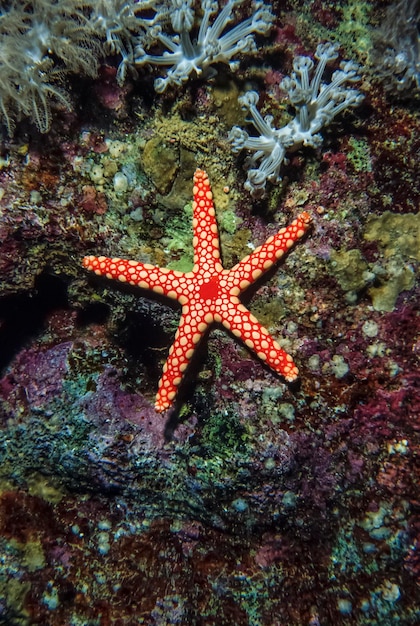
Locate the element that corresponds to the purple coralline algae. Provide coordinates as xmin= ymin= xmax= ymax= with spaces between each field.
xmin=0 ymin=1 xmax=419 ymax=625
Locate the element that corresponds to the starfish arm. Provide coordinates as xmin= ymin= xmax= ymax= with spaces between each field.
xmin=155 ymin=308 xmax=210 ymax=412
xmin=82 ymin=256 xmax=190 ymax=302
xmin=82 ymin=171 xmax=311 ymax=414
xmin=227 ymin=212 xmax=311 ymax=291
xmin=192 ymin=169 xmax=222 ymax=271
xmin=221 ymin=299 xmax=299 ymax=382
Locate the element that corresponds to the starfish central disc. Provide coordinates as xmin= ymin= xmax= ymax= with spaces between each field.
xmin=82 ymin=168 xmax=311 ymax=413
xmin=199 ymin=276 xmax=219 ymax=301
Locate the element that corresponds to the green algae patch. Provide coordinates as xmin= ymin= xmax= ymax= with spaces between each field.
xmin=211 ymin=79 xmax=243 ymax=127
xmin=21 ymin=539 xmax=46 ymax=572
xmin=347 ymin=137 xmax=372 ymax=172
xmin=331 ymin=213 xmax=419 ymax=311
xmin=141 ymin=136 xmax=179 ymax=194
xmin=330 ymin=248 xmax=371 ymax=293
xmin=200 ymin=410 xmax=249 ymax=460
xmin=0 ymin=579 xmax=31 ymax=625
xmin=27 ymin=473 xmax=65 ymax=504
xmin=367 ymin=264 xmax=415 ymax=312
xmin=364 ymin=211 xmax=419 ymax=311
xmin=364 ymin=211 xmax=420 ymax=261
xmin=336 ymin=1 xmax=373 ymax=61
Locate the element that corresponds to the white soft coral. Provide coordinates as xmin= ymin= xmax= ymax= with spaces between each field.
xmin=229 ymin=43 xmax=364 ymax=198
xmin=134 ymin=0 xmax=274 ymax=92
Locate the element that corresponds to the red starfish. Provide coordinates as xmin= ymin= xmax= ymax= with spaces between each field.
xmin=83 ymin=169 xmax=311 ymax=412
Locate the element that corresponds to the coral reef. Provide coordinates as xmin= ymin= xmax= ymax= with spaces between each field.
xmin=0 ymin=1 xmax=419 ymax=624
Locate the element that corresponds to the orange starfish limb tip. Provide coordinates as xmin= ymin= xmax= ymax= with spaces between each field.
xmin=83 ymin=169 xmax=311 ymax=412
